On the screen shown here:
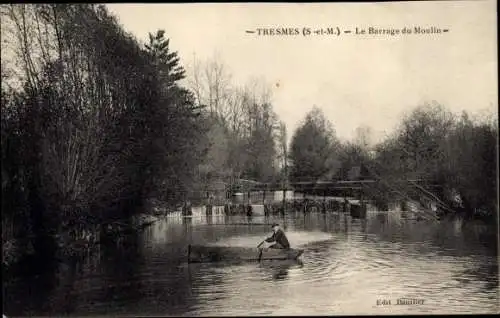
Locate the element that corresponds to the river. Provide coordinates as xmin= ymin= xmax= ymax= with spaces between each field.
xmin=3 ymin=210 xmax=498 ymax=316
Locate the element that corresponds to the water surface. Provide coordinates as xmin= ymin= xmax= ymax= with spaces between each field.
xmin=3 ymin=211 xmax=498 ymax=316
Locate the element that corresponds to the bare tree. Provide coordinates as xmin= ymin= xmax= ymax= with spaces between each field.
xmin=354 ymin=124 xmax=373 ymax=150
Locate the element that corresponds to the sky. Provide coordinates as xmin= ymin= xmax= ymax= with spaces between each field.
xmin=106 ymin=1 xmax=497 ymax=144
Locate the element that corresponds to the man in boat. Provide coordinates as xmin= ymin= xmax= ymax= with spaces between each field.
xmin=263 ymin=223 xmax=290 ymax=249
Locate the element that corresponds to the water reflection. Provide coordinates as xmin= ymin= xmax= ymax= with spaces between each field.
xmin=3 ymin=211 xmax=498 ymax=316
xmin=272 ymin=267 xmax=289 ymax=280
xmin=260 ymin=260 xmax=302 ymax=281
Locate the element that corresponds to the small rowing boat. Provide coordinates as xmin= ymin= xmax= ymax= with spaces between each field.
xmin=187 ymin=244 xmax=304 ymax=263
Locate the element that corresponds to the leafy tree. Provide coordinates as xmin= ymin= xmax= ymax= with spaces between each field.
xmin=242 ymin=102 xmax=278 ymax=182
xmin=1 ymin=5 xmax=207 ymax=258
xmin=367 ymin=103 xmax=497 ymax=221
xmin=140 ymin=29 xmax=206 ymax=205
xmin=289 ymin=106 xmax=341 ymax=182
xmin=337 ymin=142 xmax=371 ymax=181
xmin=442 ymin=111 xmax=498 ymax=217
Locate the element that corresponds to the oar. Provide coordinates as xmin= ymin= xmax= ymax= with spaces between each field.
xmin=257 ymin=240 xmax=265 ymax=262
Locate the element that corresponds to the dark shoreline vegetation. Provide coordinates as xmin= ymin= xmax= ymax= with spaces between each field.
xmin=1 ymin=4 xmax=498 ymax=268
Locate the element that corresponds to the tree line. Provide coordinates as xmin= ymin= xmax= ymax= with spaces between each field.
xmin=289 ymin=103 xmax=497 ymax=222
xmin=1 ymin=4 xmax=207 ymax=253
xmin=1 ymin=4 xmax=286 ymax=254
xmin=1 ymin=4 xmax=497 ymax=261
xmin=186 ymin=55 xmax=285 ymax=195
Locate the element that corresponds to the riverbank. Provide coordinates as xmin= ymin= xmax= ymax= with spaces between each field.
xmin=2 ymin=214 xmax=159 ymax=270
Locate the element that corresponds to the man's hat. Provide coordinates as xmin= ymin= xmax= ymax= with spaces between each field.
xmin=271 ymin=223 xmax=279 ymax=228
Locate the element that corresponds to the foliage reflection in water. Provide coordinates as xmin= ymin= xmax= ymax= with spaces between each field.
xmin=3 ymin=212 xmax=498 ymax=316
